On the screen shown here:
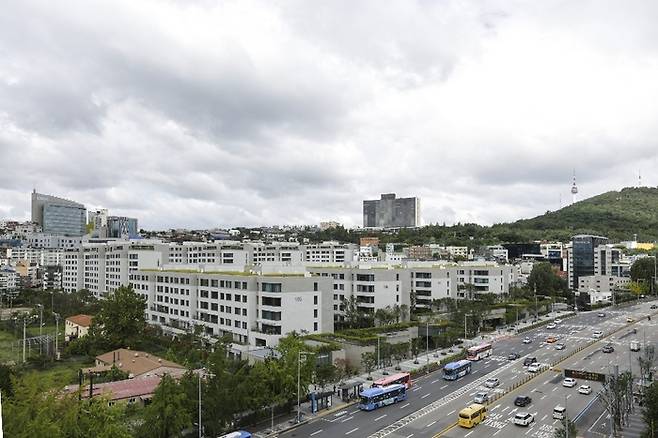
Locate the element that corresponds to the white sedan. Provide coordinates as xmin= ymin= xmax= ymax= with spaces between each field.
xmin=578 ymin=385 xmax=592 ymax=395
xmin=547 ymin=323 xmax=557 ymax=329
xmin=563 ymin=378 xmax=577 ymax=388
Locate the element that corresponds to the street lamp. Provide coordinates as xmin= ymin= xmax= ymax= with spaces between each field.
xmin=297 ymin=350 xmax=313 ymax=424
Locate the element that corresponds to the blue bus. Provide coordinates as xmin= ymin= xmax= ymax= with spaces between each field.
xmin=442 ymin=359 xmax=472 ymax=381
xmin=219 ymin=432 xmax=252 ymax=438
xmin=359 ymin=383 xmax=407 ymax=411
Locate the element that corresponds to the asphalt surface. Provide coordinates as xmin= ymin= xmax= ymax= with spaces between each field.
xmin=279 ymin=300 xmax=658 ymax=438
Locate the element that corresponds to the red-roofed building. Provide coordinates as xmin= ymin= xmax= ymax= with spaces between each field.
xmin=63 ymin=376 xmax=161 ymax=406
xmin=65 ymin=314 xmax=93 ymax=341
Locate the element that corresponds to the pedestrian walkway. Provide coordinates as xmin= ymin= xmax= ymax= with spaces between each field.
xmin=251 ymin=310 xmax=569 ymax=437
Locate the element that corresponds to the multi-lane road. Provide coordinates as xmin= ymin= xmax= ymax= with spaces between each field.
xmin=280 ymin=300 xmax=658 ymax=438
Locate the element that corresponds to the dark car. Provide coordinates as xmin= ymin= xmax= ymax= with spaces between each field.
xmin=602 ymin=344 xmax=615 ymax=353
xmin=651 ymin=304 xmax=657 ymax=310
xmin=515 ymin=395 xmax=532 ymax=407
xmin=508 ymin=353 xmax=520 ymax=360
xmin=523 ymin=356 xmax=538 ymax=367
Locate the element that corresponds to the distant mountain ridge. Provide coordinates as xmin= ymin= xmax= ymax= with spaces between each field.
xmin=500 ymin=187 xmax=658 ymax=242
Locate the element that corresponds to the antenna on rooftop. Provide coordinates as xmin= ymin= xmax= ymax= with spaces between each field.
xmin=639 ymin=169 xmax=642 ymax=187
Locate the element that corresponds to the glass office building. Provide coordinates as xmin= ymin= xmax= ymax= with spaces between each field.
xmin=31 ymin=191 xmax=86 ymax=236
xmin=570 ymin=235 xmax=609 ymax=290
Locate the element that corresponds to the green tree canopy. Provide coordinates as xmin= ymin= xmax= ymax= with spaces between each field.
xmin=631 ymin=257 xmax=657 ymax=286
xmin=138 ymin=374 xmax=192 ymax=438
xmin=90 ymin=285 xmax=147 ymax=350
xmin=527 ymin=263 xmax=568 ymax=297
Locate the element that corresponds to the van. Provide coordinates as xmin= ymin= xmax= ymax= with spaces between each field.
xmin=458 ymin=403 xmax=487 ymax=428
xmin=523 ymin=357 xmax=537 ymax=366
xmin=553 ymin=405 xmax=566 ymax=420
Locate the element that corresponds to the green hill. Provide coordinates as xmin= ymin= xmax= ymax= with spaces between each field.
xmin=304 ymin=187 xmax=658 ymax=246
xmin=500 ymin=187 xmax=658 ymax=242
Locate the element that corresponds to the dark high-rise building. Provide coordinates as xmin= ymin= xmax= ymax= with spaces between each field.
xmin=31 ymin=190 xmax=86 ymax=236
xmin=363 ymin=193 xmax=420 ymax=228
xmin=568 ymin=235 xmax=609 ymax=290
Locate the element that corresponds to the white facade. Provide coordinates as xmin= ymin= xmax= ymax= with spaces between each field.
xmin=578 ymin=275 xmax=631 ymax=295
xmin=0 ymin=266 xmax=19 ymax=292
xmin=130 ymin=270 xmax=333 ymax=347
xmin=26 ymin=233 xmax=81 ymax=249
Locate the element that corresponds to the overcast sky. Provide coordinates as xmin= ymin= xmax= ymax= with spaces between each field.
xmin=2 ymin=1 xmax=658 ymax=230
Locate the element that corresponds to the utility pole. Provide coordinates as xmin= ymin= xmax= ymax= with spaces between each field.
xmin=36 ymin=304 xmax=43 ymax=355
xmin=565 ymin=394 xmax=569 ymax=438
xmin=426 ymin=321 xmax=429 ymax=369
xmin=22 ymin=317 xmax=27 ymax=363
xmin=54 ymin=313 xmax=60 ymax=360
xmin=198 ymin=372 xmax=202 ymax=438
xmin=533 ymin=285 xmax=538 ymax=319
xmin=377 ymin=335 xmax=380 ymax=370
xmin=297 ymin=351 xmax=310 ymax=424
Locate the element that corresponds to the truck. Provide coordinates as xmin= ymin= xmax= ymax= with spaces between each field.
xmin=630 ymin=341 xmax=641 ymax=352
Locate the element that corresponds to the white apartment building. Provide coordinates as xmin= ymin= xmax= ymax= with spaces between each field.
xmin=9 ymin=247 xmax=63 ymax=267
xmin=594 ymin=245 xmax=630 ymax=277
xmin=130 ymin=270 xmax=333 ymax=348
xmin=578 ymin=275 xmax=631 ymax=296
xmin=307 ymin=266 xmax=411 ymax=324
xmin=26 ymin=233 xmax=81 ymax=249
xmin=303 ymin=242 xmax=358 ymax=263
xmin=63 ymin=240 xmax=162 ymax=297
xmin=0 ymin=266 xmax=19 ymax=292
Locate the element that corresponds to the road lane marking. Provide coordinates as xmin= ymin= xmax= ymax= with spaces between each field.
xmin=541 ymin=395 xmax=547 ymax=400
xmin=490 ymin=406 xmax=499 ymax=411
xmin=375 ymin=414 xmax=387 ymax=421
xmin=412 ymin=386 xmax=422 ymax=392
xmin=310 ymin=430 xmax=323 ymax=436
xmin=502 ymin=406 xmax=510 ymax=412
xmin=472 ymin=370 xmax=479 ymax=374
xmin=421 ymin=393 xmax=431 ymax=399
xmin=345 ymin=427 xmax=359 ymax=435
xmin=440 ymin=384 xmax=448 ymax=389
xmin=400 ymin=403 xmax=410 ymax=409
xmin=493 ymin=429 xmax=502 ymax=435
xmin=341 ymin=416 xmax=354 ymax=423
xmin=426 ymin=420 xmax=437 ymax=428
xmin=405 ymin=435 xmax=414 ymax=438
xmin=541 ymin=414 xmax=548 ymax=421
xmin=431 ymin=379 xmax=439 ymax=384
xmin=465 ymin=431 xmax=474 ymax=437
xmin=552 ymin=387 xmax=558 ymax=392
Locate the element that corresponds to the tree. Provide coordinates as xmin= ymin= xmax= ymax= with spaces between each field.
xmin=315 ymin=363 xmax=338 ymax=391
xmin=553 ymin=418 xmax=577 ymax=438
xmin=639 ymin=345 xmax=656 ymax=384
xmin=528 ymin=263 xmax=568 ymax=298
xmin=392 ymin=343 xmax=407 ymax=369
xmin=642 ymin=381 xmax=658 ymax=438
xmin=138 ymin=374 xmax=192 ymax=438
xmin=89 ymin=285 xmax=147 ymax=350
xmin=341 ymin=296 xmax=374 ymax=329
xmin=631 ymin=257 xmax=657 ymax=287
xmin=399 ymin=304 xmax=409 ymax=322
xmin=361 ymin=352 xmax=376 ymax=377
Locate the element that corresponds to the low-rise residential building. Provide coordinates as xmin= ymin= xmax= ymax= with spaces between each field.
xmin=86 ymin=348 xmax=185 ymax=379
xmin=65 ymin=376 xmax=162 ymax=407
xmin=578 ymin=275 xmax=632 ymax=296
xmin=65 ymin=314 xmax=93 ymax=341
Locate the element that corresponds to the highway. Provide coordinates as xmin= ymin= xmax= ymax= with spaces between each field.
xmin=278 ymin=300 xmax=657 ymax=438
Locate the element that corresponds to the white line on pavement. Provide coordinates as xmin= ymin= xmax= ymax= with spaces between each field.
xmin=431 ymin=379 xmax=439 ymax=384
xmin=543 ymin=380 xmax=550 ymax=384
xmin=552 ymin=387 xmax=558 ymax=392
xmin=440 ymin=384 xmax=448 ymax=389
xmin=465 ymin=431 xmax=474 ymax=437
xmin=310 ymin=430 xmax=323 ymax=436
xmin=421 ymin=393 xmax=431 ymax=399
xmin=493 ymin=429 xmax=502 ymax=436
xmin=426 ymin=421 xmax=437 ymax=428
xmin=375 ymin=414 xmax=387 ymax=422
xmin=406 ymin=435 xmax=414 ymax=438
xmin=345 ymin=427 xmax=359 ymax=435
xmin=412 ymin=387 xmax=422 ymax=392
xmin=541 ymin=415 xmax=548 ymax=421
xmin=341 ymin=416 xmax=354 ymax=423
xmin=490 ymin=406 xmax=499 ymax=411
xmin=400 ymin=403 xmax=410 ymax=409
xmin=472 ymin=370 xmax=479 ymax=374
xmin=448 ymin=410 xmax=456 ymax=415
xmin=502 ymin=406 xmax=510 ymax=412
xmin=541 ymin=395 xmax=547 ymax=400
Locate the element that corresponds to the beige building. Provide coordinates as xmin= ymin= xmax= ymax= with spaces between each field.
xmin=65 ymin=314 xmax=93 ymax=341
xmin=85 ymin=348 xmax=185 ymax=379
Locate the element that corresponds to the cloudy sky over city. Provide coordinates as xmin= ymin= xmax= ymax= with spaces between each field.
xmin=1 ymin=0 xmax=658 ymax=229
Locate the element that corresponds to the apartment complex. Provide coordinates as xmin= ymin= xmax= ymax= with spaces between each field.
xmin=130 ymin=270 xmax=333 ymax=348
xmin=31 ymin=190 xmax=87 ymax=236
xmin=363 ymin=193 xmax=420 ymax=228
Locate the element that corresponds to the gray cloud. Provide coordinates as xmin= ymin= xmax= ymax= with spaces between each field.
xmin=1 ymin=0 xmax=658 ymax=229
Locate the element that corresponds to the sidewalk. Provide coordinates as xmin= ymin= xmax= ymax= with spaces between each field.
xmin=252 ymin=310 xmax=569 ymax=437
